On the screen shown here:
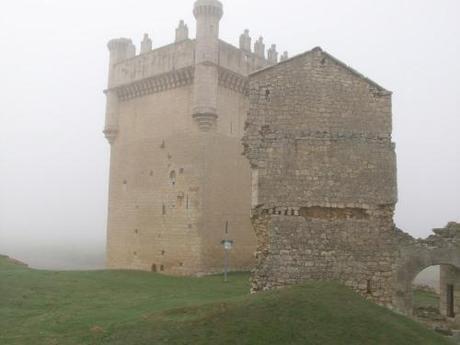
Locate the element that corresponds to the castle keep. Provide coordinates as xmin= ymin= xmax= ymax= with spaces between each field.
xmin=103 ymin=0 xmax=286 ymax=275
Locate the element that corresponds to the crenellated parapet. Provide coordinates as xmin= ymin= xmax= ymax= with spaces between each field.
xmin=267 ymin=44 xmax=278 ymax=64
xmin=109 ymin=39 xmax=195 ymax=88
xmin=193 ymin=0 xmax=223 ymax=19
xmin=254 ymin=36 xmax=265 ymax=59
xmin=219 ymin=40 xmax=269 ymax=75
xmin=140 ymin=33 xmax=153 ymax=55
xmin=239 ymin=29 xmax=252 ymax=52
xmin=175 ymin=20 xmax=189 ymax=42
xmin=280 ymin=51 xmax=289 ymax=62
xmin=103 ymin=0 xmax=283 ymax=137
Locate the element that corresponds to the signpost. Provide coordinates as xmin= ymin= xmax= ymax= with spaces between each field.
xmin=221 ymin=221 xmax=233 ymax=282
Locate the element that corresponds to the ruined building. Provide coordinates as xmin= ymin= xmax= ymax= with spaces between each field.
xmin=103 ymin=0 xmax=282 ymax=275
xmin=243 ymin=47 xmax=460 ymax=319
xmin=243 ymin=47 xmax=398 ymax=306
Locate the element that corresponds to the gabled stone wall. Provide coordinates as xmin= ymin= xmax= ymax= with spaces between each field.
xmin=244 ymin=47 xmax=398 ymax=306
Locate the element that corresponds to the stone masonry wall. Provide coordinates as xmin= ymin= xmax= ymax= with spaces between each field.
xmin=244 ymin=47 xmax=398 ymax=306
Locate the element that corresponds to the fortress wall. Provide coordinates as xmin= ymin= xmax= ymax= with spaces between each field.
xmin=197 ymin=87 xmax=256 ymax=271
xmin=251 ymin=210 xmax=396 ymax=306
xmin=111 ymin=40 xmax=196 ymax=87
xmin=245 ymin=50 xmax=393 ymax=150
xmin=116 ymin=85 xmax=196 ymax=140
xmin=255 ymin=138 xmax=396 ymax=209
xmin=198 ymin=133 xmax=256 ymax=272
xmin=106 ymin=83 xmax=257 ymax=275
xmin=106 ymin=85 xmax=208 ymax=274
xmin=216 ymin=86 xmax=249 ymax=137
xmin=244 ymin=48 xmax=397 ymax=306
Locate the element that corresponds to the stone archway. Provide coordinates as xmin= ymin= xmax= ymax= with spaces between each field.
xmin=393 ymin=223 xmax=460 ymax=317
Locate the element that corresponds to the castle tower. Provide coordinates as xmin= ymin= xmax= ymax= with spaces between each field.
xmin=103 ymin=1 xmax=272 ymax=275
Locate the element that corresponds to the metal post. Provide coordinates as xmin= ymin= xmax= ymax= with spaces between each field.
xmin=224 ymin=247 xmax=228 ymax=282
xmin=222 ymin=221 xmax=232 ymax=282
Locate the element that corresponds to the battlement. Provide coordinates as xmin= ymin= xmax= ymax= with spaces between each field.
xmin=109 ymin=39 xmax=196 ymax=88
xmin=218 ymin=40 xmax=269 ymax=76
xmin=108 ymin=39 xmax=273 ymax=89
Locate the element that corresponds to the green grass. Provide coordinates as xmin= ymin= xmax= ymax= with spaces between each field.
xmin=0 ymin=255 xmax=454 ymax=345
xmin=414 ymin=289 xmax=440 ymax=310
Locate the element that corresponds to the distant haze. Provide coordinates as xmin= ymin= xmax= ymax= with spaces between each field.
xmin=0 ymin=0 xmax=459 ymax=269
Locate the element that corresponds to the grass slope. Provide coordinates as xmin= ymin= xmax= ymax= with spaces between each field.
xmin=0 ymin=255 xmax=453 ymax=345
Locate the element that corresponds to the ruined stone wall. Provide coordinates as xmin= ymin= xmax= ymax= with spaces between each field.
xmin=440 ymin=265 xmax=460 ymax=323
xmin=439 ymin=224 xmax=460 ymax=325
xmin=244 ymin=47 xmax=397 ymax=306
xmin=394 ymin=222 xmax=460 ymax=315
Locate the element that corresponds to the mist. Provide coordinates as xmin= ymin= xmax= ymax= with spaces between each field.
xmin=0 ymin=0 xmax=459 ymax=269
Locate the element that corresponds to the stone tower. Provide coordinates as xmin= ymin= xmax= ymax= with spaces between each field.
xmin=103 ymin=0 xmax=275 ymax=275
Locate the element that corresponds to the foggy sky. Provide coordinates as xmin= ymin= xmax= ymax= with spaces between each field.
xmin=0 ymin=0 xmax=459 ymax=269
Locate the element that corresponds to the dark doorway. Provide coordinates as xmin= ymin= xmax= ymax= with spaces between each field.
xmin=447 ymin=284 xmax=455 ymax=317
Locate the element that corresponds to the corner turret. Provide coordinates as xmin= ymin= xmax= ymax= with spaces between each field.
xmin=140 ymin=34 xmax=152 ymax=54
xmin=254 ymin=37 xmax=265 ymax=59
xmin=239 ymin=29 xmax=252 ymax=52
xmin=191 ymin=0 xmax=223 ymax=131
xmin=175 ymin=20 xmax=189 ymax=42
xmin=280 ymin=51 xmax=289 ymax=62
xmin=267 ymin=44 xmax=278 ymax=64
xmin=104 ymin=38 xmax=136 ymax=144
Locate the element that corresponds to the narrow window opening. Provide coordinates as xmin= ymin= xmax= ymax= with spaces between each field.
xmin=265 ymin=89 xmax=271 ymax=101
xmin=134 ymin=229 xmax=139 ymax=234
xmin=179 ymin=262 xmax=183 ymax=267
xmin=186 ymin=194 xmax=189 ymax=209
xmin=366 ymin=280 xmax=372 ymax=294
xmin=151 ymin=264 xmax=157 ymax=272
xmin=160 ymin=265 xmax=164 ymax=272
xmin=161 ymin=250 xmax=165 ymax=256
xmin=169 ymin=170 xmax=176 ymax=186
xmin=162 ymin=204 xmax=166 ymax=215
xmin=177 ymin=192 xmax=184 ymax=207
xmin=179 ymin=168 xmax=184 ymax=174
xmin=447 ymin=284 xmax=455 ymax=317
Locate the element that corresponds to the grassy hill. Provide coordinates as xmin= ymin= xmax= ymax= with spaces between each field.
xmin=0 ymin=255 xmax=454 ymax=345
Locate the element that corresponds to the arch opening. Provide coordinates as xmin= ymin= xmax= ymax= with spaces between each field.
xmin=412 ymin=265 xmax=441 ymax=325
xmin=396 ymin=258 xmax=460 ymax=331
